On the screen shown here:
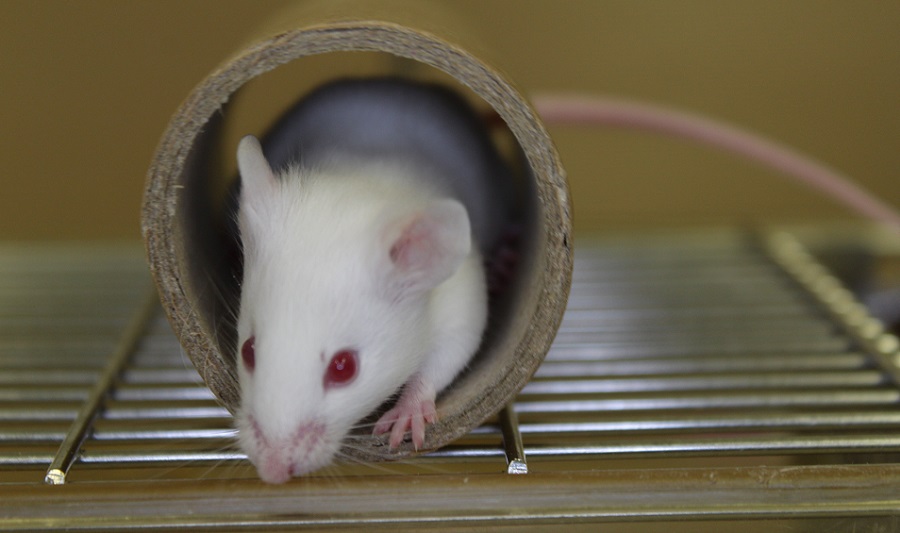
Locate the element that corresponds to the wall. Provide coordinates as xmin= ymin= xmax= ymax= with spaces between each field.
xmin=1 ymin=0 xmax=897 ymax=240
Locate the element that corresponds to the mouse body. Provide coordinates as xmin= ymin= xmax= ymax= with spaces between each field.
xmin=234 ymin=78 xmax=513 ymax=483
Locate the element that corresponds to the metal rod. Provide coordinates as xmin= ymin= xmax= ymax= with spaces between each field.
xmin=43 ymin=288 xmax=158 ymax=485
xmin=763 ymin=231 xmax=900 ymax=388
xmin=525 ymin=434 xmax=900 ymax=459
xmin=497 ymin=404 xmax=527 ymax=474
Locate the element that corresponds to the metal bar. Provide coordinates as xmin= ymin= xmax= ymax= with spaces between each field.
xmin=497 ymin=404 xmax=527 ymax=474
xmin=89 ymin=428 xmax=237 ymax=441
xmin=42 ymin=289 xmax=158 ymax=485
xmin=0 ymin=409 xmax=79 ymax=422
xmin=515 ymin=389 xmax=900 ymax=412
xmin=763 ymin=231 xmax=900 ymax=388
xmin=0 ymin=389 xmax=90 ymax=402
xmin=0 ymin=370 xmax=102 ymax=385
xmin=517 ymin=411 xmax=900 ymax=434
xmin=558 ymin=305 xmax=819 ymax=321
xmin=535 ymin=353 xmax=869 ymax=376
xmin=523 ymin=371 xmax=887 ymax=394
xmin=3 ymin=465 xmax=898 ymax=529
xmin=112 ymin=387 xmax=217 ymax=401
xmin=525 ymin=434 xmax=900 ymax=459
xmin=553 ymin=321 xmax=838 ymax=341
xmin=546 ymin=338 xmax=852 ymax=360
xmin=100 ymin=405 xmax=231 ymax=420
xmin=77 ymin=450 xmax=246 ymax=464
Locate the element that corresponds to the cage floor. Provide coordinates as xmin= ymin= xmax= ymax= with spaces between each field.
xmin=1 ymin=231 xmax=898 ymax=531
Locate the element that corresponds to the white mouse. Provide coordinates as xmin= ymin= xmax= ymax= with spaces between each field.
xmin=233 ymin=78 xmax=514 ymax=483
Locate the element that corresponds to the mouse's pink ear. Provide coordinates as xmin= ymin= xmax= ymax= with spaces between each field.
xmin=237 ymin=135 xmax=277 ymax=210
xmin=383 ymin=199 xmax=471 ymax=297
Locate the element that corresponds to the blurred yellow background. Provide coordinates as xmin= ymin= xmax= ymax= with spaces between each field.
xmin=1 ymin=0 xmax=897 ymax=241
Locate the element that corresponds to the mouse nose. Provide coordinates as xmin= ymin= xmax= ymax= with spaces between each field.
xmin=253 ymin=420 xmax=330 ymax=483
xmin=256 ymin=453 xmax=293 ymax=484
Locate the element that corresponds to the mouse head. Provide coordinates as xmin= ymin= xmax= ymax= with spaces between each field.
xmin=232 ymin=136 xmax=470 ymax=483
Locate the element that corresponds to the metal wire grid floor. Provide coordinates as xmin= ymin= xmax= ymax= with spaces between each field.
xmin=1 ymin=231 xmax=899 ymax=530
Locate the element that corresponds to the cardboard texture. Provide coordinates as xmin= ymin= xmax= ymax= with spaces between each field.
xmin=142 ymin=0 xmax=572 ymax=460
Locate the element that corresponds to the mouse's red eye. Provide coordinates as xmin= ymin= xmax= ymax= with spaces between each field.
xmin=241 ymin=336 xmax=255 ymax=371
xmin=324 ymin=349 xmax=358 ymax=389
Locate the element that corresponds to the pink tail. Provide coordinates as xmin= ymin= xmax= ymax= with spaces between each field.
xmin=532 ymin=94 xmax=900 ymax=231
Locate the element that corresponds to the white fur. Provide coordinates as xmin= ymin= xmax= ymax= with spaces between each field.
xmin=235 ymin=140 xmax=488 ymax=483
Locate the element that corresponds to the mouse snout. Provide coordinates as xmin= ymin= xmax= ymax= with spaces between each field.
xmin=250 ymin=419 xmax=330 ymax=483
xmin=257 ymin=454 xmax=293 ymax=484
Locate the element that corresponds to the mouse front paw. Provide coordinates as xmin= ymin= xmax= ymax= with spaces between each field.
xmin=373 ymin=379 xmax=437 ymax=450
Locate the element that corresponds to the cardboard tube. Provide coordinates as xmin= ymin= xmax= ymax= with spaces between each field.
xmin=142 ymin=0 xmax=571 ymax=461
